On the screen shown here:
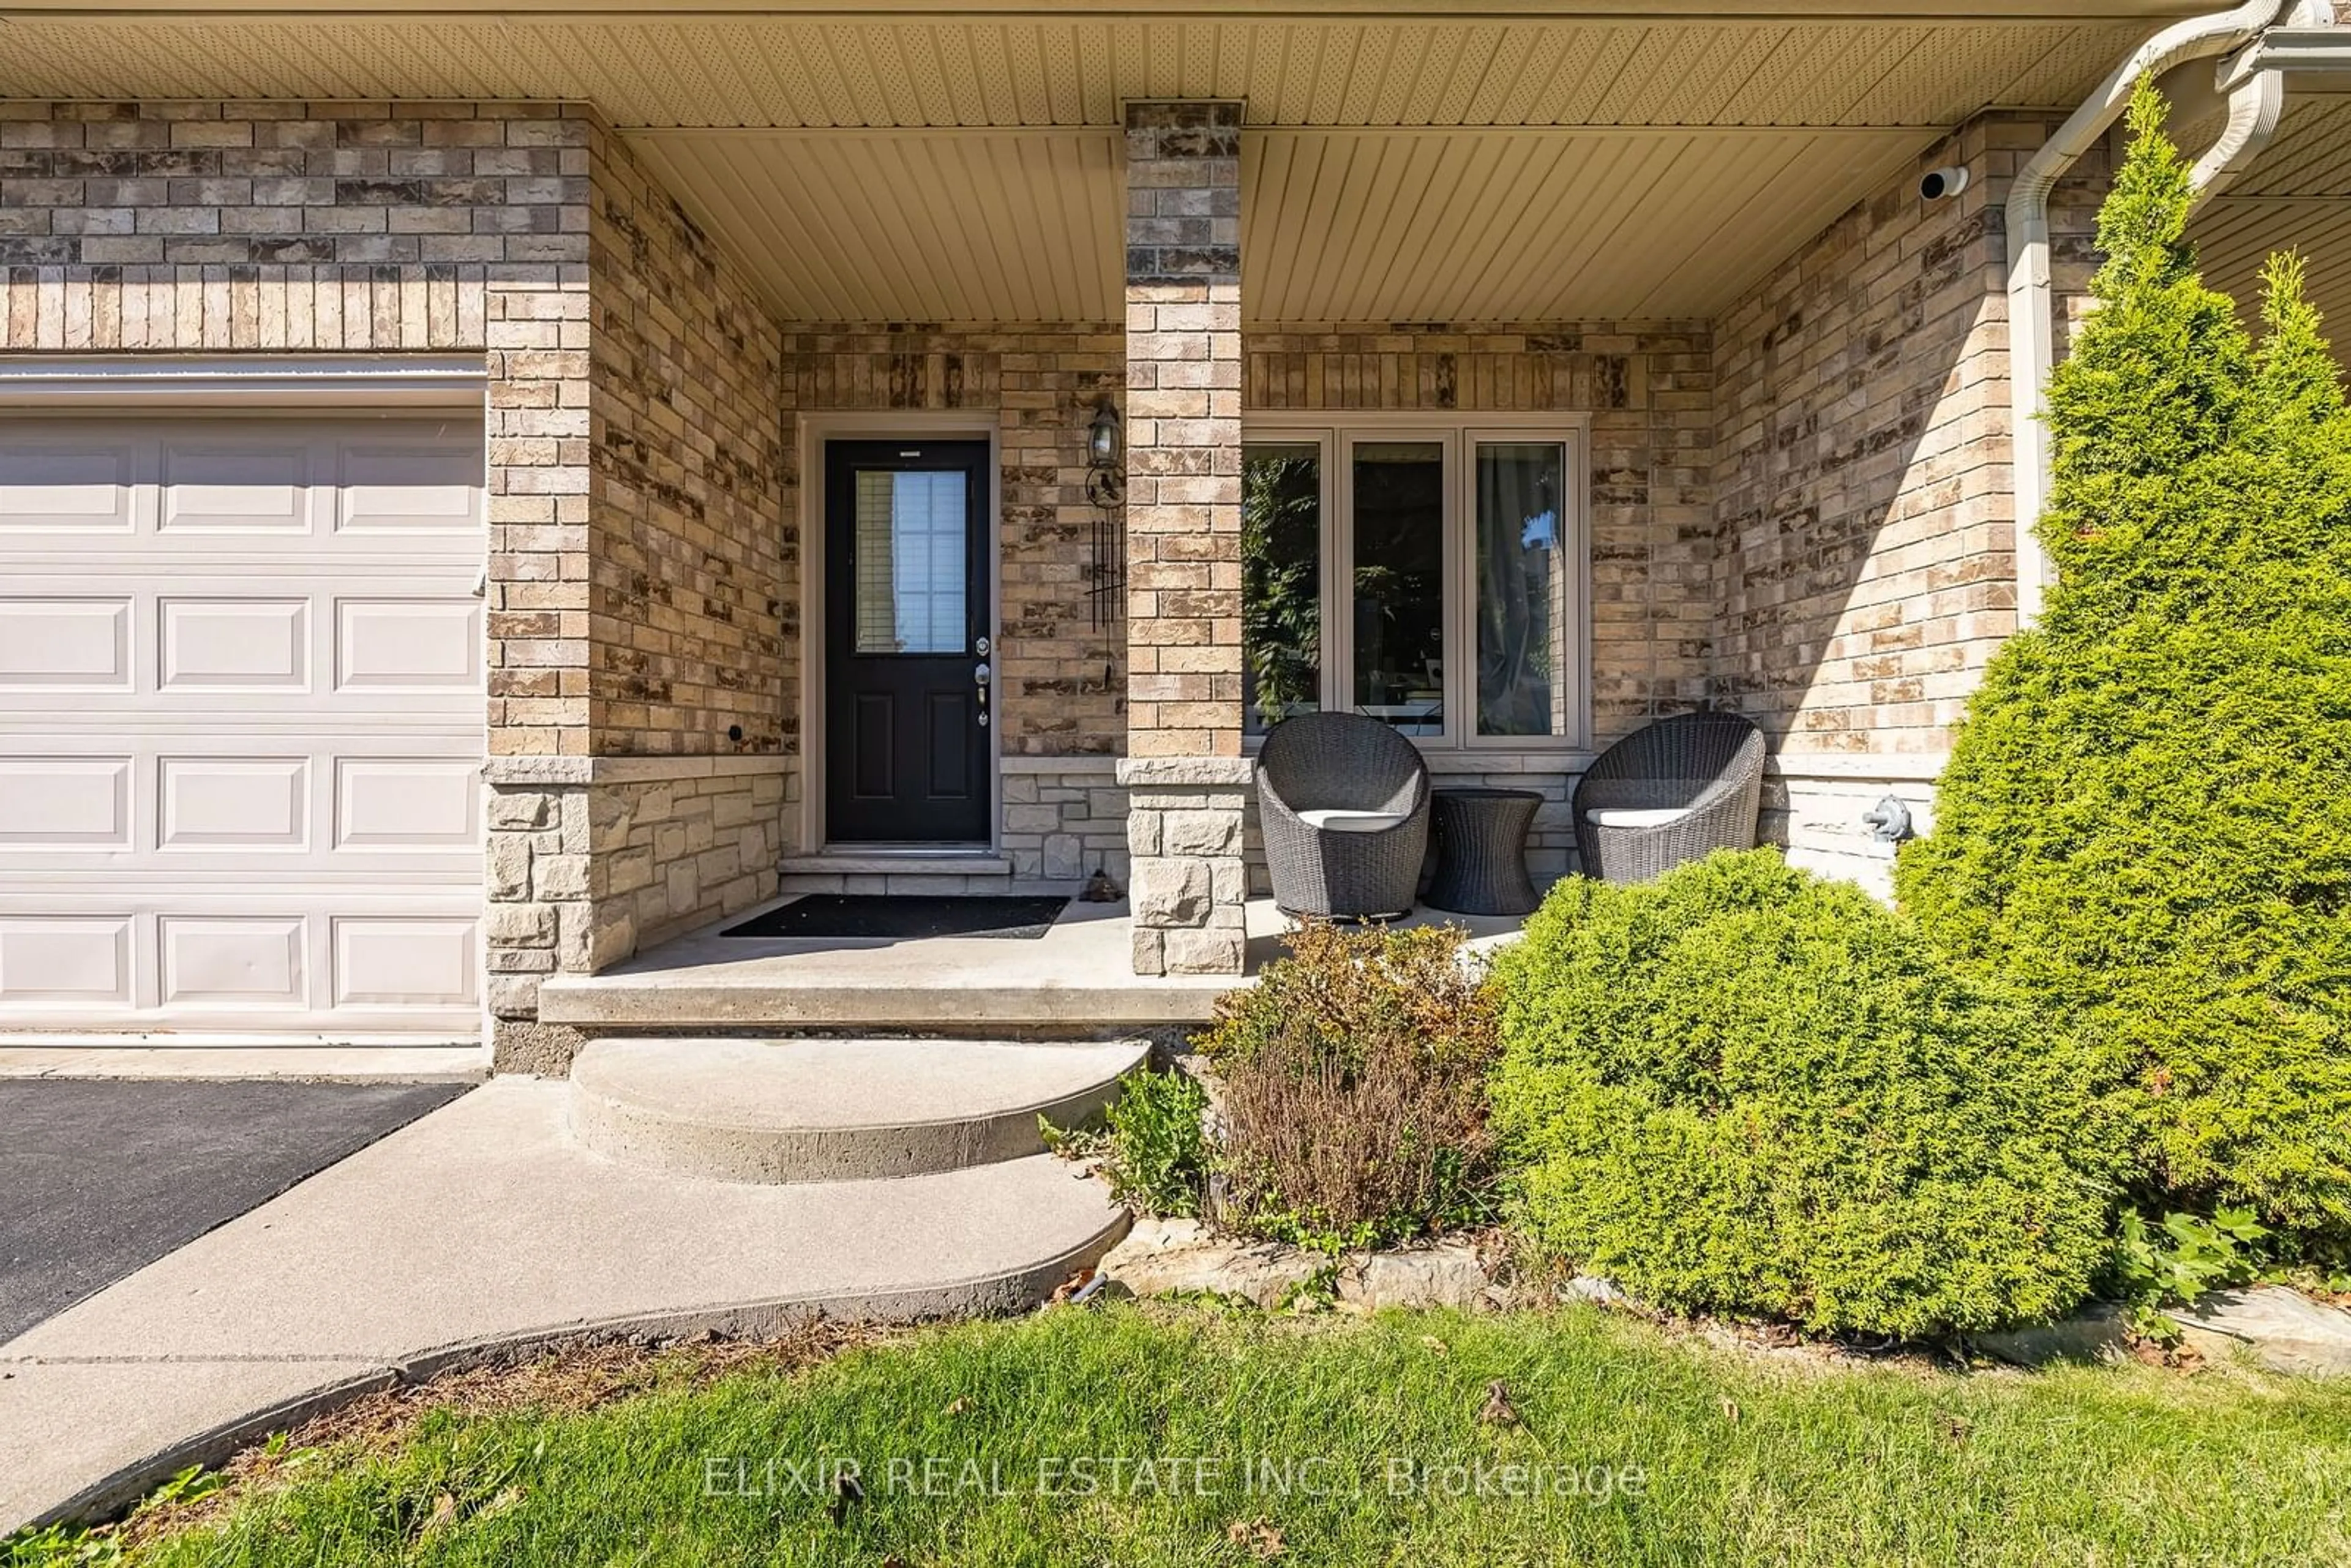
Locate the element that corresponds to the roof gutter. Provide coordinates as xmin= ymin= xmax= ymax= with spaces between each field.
xmin=2002 ymin=0 xmax=2324 ymax=626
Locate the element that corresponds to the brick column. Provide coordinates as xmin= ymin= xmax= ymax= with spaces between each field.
xmin=1119 ymin=101 xmax=1248 ymax=976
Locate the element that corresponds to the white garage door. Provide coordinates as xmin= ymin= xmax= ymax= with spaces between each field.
xmin=0 ymin=412 xmax=486 ymax=1037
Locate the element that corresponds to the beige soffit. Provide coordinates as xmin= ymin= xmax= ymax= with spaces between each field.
xmin=625 ymin=123 xmax=1934 ymax=322
xmin=1243 ymin=126 xmax=1932 ymax=320
xmin=0 ymin=18 xmax=2154 ymax=129
xmin=2188 ymin=92 xmax=2351 ymax=358
xmin=0 ymin=0 xmax=2220 ymax=13
xmin=628 ymin=129 xmax=1127 ymax=322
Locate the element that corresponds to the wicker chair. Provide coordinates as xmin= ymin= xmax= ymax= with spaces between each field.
xmin=1573 ymin=711 xmax=1766 ymax=884
xmin=1254 ymin=712 xmax=1431 ymax=920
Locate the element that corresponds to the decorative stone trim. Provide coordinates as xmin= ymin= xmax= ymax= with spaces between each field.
xmin=1125 ymin=769 xmax=1250 ymax=977
xmin=486 ymin=766 xmax=783 ymax=1043
xmin=1116 ymin=756 xmax=1253 ymax=788
xmin=1768 ymin=756 xmax=1949 ymax=784
xmin=482 ymin=754 xmax=790 ymax=786
xmin=999 ymin=756 xmax=1119 ymax=774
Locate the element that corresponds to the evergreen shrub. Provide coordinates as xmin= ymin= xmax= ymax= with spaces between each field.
xmin=1895 ymin=82 xmax=2351 ymax=1248
xmin=1491 ymin=851 xmax=2112 ymax=1338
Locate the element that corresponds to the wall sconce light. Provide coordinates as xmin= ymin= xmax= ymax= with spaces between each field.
xmin=1085 ymin=397 xmax=1125 ymax=631
xmin=1086 ymin=398 xmax=1124 ymax=506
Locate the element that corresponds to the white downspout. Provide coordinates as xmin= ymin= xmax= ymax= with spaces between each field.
xmin=2188 ymin=58 xmax=2291 ymax=199
xmin=2003 ymin=0 xmax=2315 ymax=626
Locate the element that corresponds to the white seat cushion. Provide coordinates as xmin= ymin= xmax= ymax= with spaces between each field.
xmin=1298 ymin=808 xmax=1409 ymax=835
xmin=1586 ymin=806 xmax=1693 ymax=829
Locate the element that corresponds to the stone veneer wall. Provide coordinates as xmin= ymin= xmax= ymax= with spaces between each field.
xmin=1709 ymin=111 xmax=2104 ymax=892
xmin=484 ymin=759 xmax=782 ymax=1049
xmin=1001 ymin=758 xmax=1128 ymax=885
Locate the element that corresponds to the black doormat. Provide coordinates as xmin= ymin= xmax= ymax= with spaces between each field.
xmin=722 ymin=894 xmax=1071 ymax=941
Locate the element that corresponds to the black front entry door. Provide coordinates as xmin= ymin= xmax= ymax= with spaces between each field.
xmin=825 ymin=440 xmax=992 ymax=844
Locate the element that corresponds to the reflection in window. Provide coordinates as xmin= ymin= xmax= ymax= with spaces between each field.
xmin=1242 ymin=444 xmax=1322 ymax=736
xmin=853 ymin=470 xmax=966 ymax=654
xmin=1475 ymin=443 xmax=1569 ymax=737
xmin=1352 ymin=441 xmax=1445 ymax=737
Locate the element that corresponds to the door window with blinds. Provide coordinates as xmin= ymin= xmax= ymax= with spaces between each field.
xmin=1241 ymin=421 xmax=1588 ymax=749
xmin=853 ymin=468 xmax=968 ymax=655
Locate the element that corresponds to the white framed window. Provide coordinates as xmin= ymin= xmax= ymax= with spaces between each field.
xmin=1241 ymin=415 xmax=1590 ymax=751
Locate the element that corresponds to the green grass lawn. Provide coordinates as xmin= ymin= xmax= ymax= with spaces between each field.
xmin=89 ymin=1304 xmax=2351 ymax=1567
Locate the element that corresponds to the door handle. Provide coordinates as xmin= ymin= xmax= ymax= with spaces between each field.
xmin=975 ymin=661 xmax=991 ymax=726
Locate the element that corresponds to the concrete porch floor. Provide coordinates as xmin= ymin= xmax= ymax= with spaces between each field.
xmin=538 ymin=896 xmax=1531 ymax=1033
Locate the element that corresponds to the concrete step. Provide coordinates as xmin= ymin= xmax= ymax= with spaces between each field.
xmin=568 ymin=1035 xmax=1149 ymax=1184
xmin=536 ymin=901 xmax=1243 ymax=1032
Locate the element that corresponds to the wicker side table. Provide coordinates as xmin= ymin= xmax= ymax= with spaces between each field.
xmin=1426 ymin=788 xmax=1543 ymax=915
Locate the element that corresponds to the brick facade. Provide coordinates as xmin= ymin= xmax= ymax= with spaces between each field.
xmin=778 ymin=325 xmax=1127 ymax=763
xmin=587 ymin=135 xmax=788 ymax=761
xmin=1709 ymin=111 xmax=2104 ymax=890
xmin=1121 ymin=100 xmax=1249 ymax=975
xmin=484 ymin=129 xmax=788 ymax=1060
xmin=1123 ymin=100 xmax=1245 ymax=763
xmin=0 ymin=94 xmax=2124 ymax=1009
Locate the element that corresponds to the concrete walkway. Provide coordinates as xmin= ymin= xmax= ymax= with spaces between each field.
xmin=0 ymin=1077 xmax=1126 ymax=1534
xmin=0 ymin=1078 xmax=468 ymax=1341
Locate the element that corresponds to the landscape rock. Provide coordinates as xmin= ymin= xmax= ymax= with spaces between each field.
xmin=1093 ymin=1216 xmax=1323 ymax=1309
xmin=1974 ymin=1302 xmax=2133 ymax=1368
xmin=1559 ymin=1274 xmax=1628 ymax=1308
xmin=1339 ymin=1243 xmax=1494 ymax=1312
xmin=2172 ymin=1285 xmax=2351 ymax=1378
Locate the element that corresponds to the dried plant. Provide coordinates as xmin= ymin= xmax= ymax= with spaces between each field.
xmin=1196 ymin=922 xmax=1501 ymax=1251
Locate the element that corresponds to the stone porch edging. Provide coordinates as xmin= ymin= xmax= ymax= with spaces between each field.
xmin=486 ymin=755 xmax=790 ymax=1062
xmin=482 ymin=755 xmax=792 ymax=786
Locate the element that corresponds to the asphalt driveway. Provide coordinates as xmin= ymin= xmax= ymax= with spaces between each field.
xmin=0 ymin=1079 xmax=470 ymax=1344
